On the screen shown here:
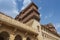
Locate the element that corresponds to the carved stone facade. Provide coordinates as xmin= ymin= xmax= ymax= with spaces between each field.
xmin=0 ymin=12 xmax=38 ymax=40
xmin=0 ymin=2 xmax=60 ymax=40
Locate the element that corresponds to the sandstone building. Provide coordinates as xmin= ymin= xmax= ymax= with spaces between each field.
xmin=0 ymin=2 xmax=60 ymax=40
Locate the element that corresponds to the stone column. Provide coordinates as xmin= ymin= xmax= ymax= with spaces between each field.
xmin=9 ymin=34 xmax=15 ymax=40
xmin=23 ymin=36 xmax=26 ymax=40
xmin=37 ymin=32 xmax=43 ymax=40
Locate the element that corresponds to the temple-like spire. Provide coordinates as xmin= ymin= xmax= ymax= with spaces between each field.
xmin=15 ymin=2 xmax=40 ymax=23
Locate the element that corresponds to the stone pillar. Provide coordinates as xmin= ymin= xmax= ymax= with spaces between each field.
xmin=23 ymin=36 xmax=26 ymax=40
xmin=37 ymin=32 xmax=43 ymax=40
xmin=9 ymin=34 xmax=15 ymax=40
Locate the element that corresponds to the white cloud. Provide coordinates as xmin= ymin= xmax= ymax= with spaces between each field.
xmin=54 ymin=23 xmax=60 ymax=33
xmin=44 ymin=13 xmax=53 ymax=20
xmin=18 ymin=0 xmax=22 ymax=1
xmin=39 ymin=7 xmax=42 ymax=11
xmin=12 ymin=0 xmax=16 ymax=5
xmin=44 ymin=16 xmax=48 ymax=20
xmin=40 ymin=14 xmax=42 ymax=17
xmin=44 ymin=11 xmax=54 ymax=20
xmin=0 ymin=0 xmax=19 ymax=18
xmin=21 ymin=0 xmax=31 ymax=10
xmin=54 ymin=23 xmax=60 ymax=29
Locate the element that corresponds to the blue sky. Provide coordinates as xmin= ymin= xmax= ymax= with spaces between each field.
xmin=0 ymin=0 xmax=60 ymax=33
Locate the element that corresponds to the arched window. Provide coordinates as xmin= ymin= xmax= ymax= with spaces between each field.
xmin=0 ymin=31 xmax=10 ymax=40
xmin=14 ymin=35 xmax=22 ymax=40
xmin=0 ymin=36 xmax=4 ymax=40
xmin=26 ymin=37 xmax=31 ymax=40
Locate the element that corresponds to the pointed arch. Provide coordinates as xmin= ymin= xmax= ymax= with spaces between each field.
xmin=14 ymin=35 xmax=22 ymax=40
xmin=0 ymin=31 xmax=10 ymax=40
xmin=26 ymin=37 xmax=31 ymax=40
